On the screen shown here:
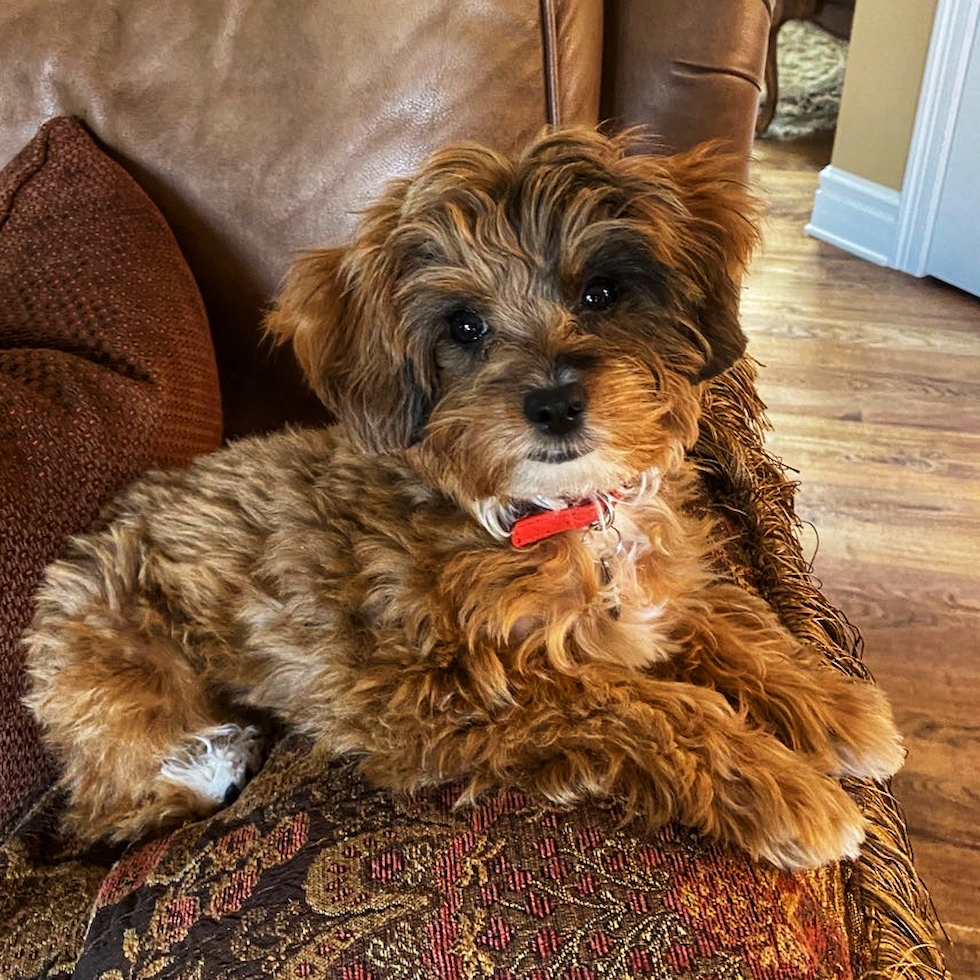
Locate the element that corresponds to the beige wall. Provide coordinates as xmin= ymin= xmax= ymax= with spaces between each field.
xmin=832 ymin=0 xmax=940 ymax=190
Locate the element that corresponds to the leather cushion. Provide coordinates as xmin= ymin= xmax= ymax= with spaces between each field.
xmin=0 ymin=116 xmax=223 ymax=833
xmin=0 ymin=0 xmax=600 ymax=437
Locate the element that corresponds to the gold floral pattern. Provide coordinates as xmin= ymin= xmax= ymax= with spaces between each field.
xmin=0 ymin=735 xmax=861 ymax=979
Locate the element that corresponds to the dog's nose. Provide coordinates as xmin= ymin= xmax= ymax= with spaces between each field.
xmin=523 ymin=382 xmax=588 ymax=436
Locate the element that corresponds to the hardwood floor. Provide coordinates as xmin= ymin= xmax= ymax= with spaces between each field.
xmin=743 ymin=132 xmax=980 ymax=979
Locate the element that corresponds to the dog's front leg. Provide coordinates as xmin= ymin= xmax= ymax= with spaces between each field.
xmin=358 ymin=667 xmax=867 ymax=870
xmin=660 ymin=583 xmax=905 ymax=782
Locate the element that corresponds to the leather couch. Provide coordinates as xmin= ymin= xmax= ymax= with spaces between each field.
xmin=0 ymin=2 xmax=945 ymax=977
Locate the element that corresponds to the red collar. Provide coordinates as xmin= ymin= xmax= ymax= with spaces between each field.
xmin=510 ymin=497 xmax=616 ymax=548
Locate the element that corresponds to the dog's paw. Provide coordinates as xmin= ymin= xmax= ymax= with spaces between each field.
xmin=160 ymin=723 xmax=265 ymax=808
xmin=753 ymin=778 xmax=867 ymax=870
xmin=830 ymin=729 xmax=906 ymax=783
xmin=825 ymin=684 xmax=906 ymax=782
xmin=707 ymin=731 xmax=870 ymax=871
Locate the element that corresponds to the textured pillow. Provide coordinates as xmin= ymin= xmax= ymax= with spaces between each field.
xmin=0 ymin=117 xmax=223 ymax=833
xmin=0 ymin=739 xmax=866 ymax=980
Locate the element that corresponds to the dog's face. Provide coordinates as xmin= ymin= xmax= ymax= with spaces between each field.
xmin=267 ymin=129 xmax=758 ymax=520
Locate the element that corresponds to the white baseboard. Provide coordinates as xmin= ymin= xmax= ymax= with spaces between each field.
xmin=805 ymin=166 xmax=902 ymax=267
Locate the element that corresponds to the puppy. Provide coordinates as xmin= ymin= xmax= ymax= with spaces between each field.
xmin=24 ymin=129 xmax=903 ymax=868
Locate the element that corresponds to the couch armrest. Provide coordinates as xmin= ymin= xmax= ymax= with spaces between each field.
xmin=602 ymin=0 xmax=772 ymax=176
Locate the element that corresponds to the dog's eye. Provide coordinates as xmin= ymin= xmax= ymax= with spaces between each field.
xmin=447 ymin=308 xmax=489 ymax=346
xmin=581 ymin=277 xmax=619 ymax=312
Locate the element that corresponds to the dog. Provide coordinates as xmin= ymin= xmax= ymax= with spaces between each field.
xmin=24 ymin=128 xmax=903 ymax=869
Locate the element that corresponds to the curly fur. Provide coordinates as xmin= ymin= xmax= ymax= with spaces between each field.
xmin=23 ymin=128 xmax=903 ymax=867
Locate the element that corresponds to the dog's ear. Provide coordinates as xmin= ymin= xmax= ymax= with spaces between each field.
xmin=265 ymin=245 xmax=432 ymax=453
xmin=265 ymin=248 xmax=347 ymax=408
xmin=627 ymin=141 xmax=761 ymax=381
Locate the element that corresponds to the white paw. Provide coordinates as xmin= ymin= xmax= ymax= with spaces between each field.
xmin=826 ymin=684 xmax=907 ymax=782
xmin=831 ymin=734 xmax=906 ymax=782
xmin=760 ymin=809 xmax=866 ymax=871
xmin=160 ymin=723 xmax=264 ymax=806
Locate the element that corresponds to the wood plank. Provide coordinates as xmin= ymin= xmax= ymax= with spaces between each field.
xmin=762 ymin=414 xmax=980 ymax=488
xmin=751 ymin=366 xmax=980 ymax=432
xmin=750 ymin=331 xmax=980 ymax=379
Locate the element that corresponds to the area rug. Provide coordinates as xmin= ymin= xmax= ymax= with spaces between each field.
xmin=762 ymin=20 xmax=849 ymax=140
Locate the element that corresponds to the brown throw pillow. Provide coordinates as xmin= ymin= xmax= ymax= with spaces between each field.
xmin=0 ymin=116 xmax=223 ymax=833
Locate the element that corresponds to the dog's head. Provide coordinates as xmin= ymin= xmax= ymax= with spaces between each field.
xmin=266 ymin=128 xmax=758 ymax=523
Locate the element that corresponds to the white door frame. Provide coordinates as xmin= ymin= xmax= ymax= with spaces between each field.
xmin=893 ymin=0 xmax=980 ymax=276
xmin=806 ymin=0 xmax=980 ymax=280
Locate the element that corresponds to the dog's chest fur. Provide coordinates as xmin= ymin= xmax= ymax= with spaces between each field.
xmin=109 ymin=426 xmax=698 ymax=713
